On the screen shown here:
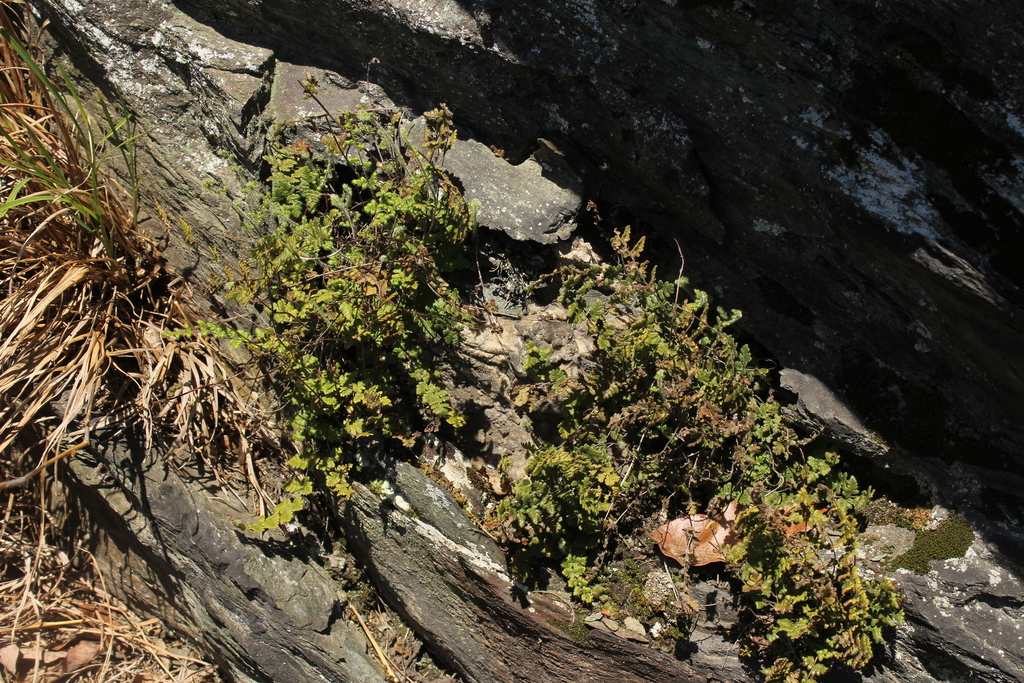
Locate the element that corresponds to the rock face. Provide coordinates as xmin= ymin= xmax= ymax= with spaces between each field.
xmin=167 ymin=0 xmax=1024 ymax=481
xmin=21 ymin=0 xmax=1024 ymax=680
xmin=65 ymin=431 xmax=385 ymax=683
xmin=438 ymin=132 xmax=583 ymax=244
xmin=29 ymin=0 xmax=1024 ymax=546
xmin=341 ymin=462 xmax=737 ymax=683
xmin=896 ymin=548 xmax=1024 ymax=683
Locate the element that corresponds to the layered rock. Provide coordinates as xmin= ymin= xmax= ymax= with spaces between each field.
xmin=21 ymin=0 xmax=1024 ymax=680
xmin=65 ymin=433 xmax=385 ymax=683
xmin=30 ymin=0 xmax=1024 ymax=541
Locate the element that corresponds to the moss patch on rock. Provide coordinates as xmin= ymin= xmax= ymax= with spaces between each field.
xmin=863 ymin=497 xmax=931 ymax=530
xmin=889 ymin=514 xmax=975 ymax=574
xmin=549 ymin=617 xmax=593 ymax=645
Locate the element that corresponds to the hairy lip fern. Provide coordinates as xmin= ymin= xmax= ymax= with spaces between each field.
xmin=190 ymin=97 xmax=902 ymax=682
xmin=497 ymin=227 xmax=903 ymax=682
xmin=193 ymin=101 xmax=474 ymax=530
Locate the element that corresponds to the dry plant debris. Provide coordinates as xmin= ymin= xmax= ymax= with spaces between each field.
xmin=652 ymin=500 xmax=810 ymax=567
xmin=0 ymin=4 xmax=280 ymax=680
xmin=651 ymin=501 xmax=743 ymax=567
xmin=346 ymin=601 xmax=460 ymax=683
xmin=0 ymin=4 xmax=280 ymax=496
xmin=0 ymin=485 xmax=218 ymax=682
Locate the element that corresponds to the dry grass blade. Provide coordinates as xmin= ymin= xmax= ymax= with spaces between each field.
xmin=1 ymin=4 xmax=286 ymax=681
xmin=0 ymin=442 xmax=86 ymax=490
xmin=0 ymin=496 xmax=220 ymax=683
xmin=1 ymin=3 xmax=280 ymax=483
xmin=0 ymin=10 xmax=140 ymax=462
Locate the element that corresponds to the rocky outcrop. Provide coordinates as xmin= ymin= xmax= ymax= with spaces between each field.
xmin=894 ymin=549 xmax=1024 ymax=683
xmin=64 ymin=431 xmax=385 ymax=683
xmin=437 ymin=130 xmax=583 ymax=245
xmin=29 ymin=0 xmax=1024 ymax=553
xmin=341 ymin=463 xmax=724 ymax=683
xmin=21 ymin=0 xmax=1024 ymax=680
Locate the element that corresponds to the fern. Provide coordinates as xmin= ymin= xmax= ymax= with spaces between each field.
xmin=192 ymin=103 xmax=474 ymax=526
xmin=497 ymin=227 xmax=902 ymax=680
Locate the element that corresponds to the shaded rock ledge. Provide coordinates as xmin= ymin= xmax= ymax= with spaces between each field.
xmin=64 ymin=432 xmax=385 ymax=683
xmin=18 ymin=0 xmax=1024 ymax=681
xmin=27 ymin=0 xmax=1024 ymax=565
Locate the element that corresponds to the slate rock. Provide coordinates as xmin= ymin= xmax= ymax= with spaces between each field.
xmin=867 ymin=545 xmax=1024 ymax=683
xmin=27 ymin=0 xmax=1024 ymax=680
xmin=861 ymin=524 xmax=917 ymax=562
xmin=342 ymin=473 xmax=719 ymax=683
xmin=436 ymin=134 xmax=583 ymax=244
xmin=780 ymin=367 xmax=889 ymax=459
xmin=64 ymin=433 xmax=385 ymax=683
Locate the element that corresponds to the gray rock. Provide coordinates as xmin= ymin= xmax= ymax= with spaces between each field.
xmin=265 ymin=62 xmax=366 ymax=123
xmin=440 ymin=135 xmax=582 ymax=244
xmin=342 ymin=473 xmax=719 ymax=683
xmin=390 ymin=462 xmax=506 ymax=570
xmin=33 ymin=0 xmax=1024 ymax=488
xmin=690 ymin=581 xmax=742 ymax=632
xmin=869 ymin=546 xmax=1024 ymax=683
xmin=454 ymin=302 xmax=591 ymax=479
xmin=861 ymin=524 xmax=917 ymax=561
xmin=24 ymin=0 xmax=1024 ymax=680
xmin=65 ymin=433 xmax=384 ymax=683
xmin=621 ymin=616 xmax=646 ymax=638
xmin=780 ymin=367 xmax=889 ymax=458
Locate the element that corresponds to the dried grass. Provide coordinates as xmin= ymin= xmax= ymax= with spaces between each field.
xmin=0 ymin=489 xmax=220 ymax=683
xmin=0 ymin=0 xmax=277 ymax=519
xmin=352 ymin=602 xmax=461 ymax=683
xmin=0 ymin=3 xmax=144 ymax=459
xmin=0 ymin=4 xmax=284 ymax=680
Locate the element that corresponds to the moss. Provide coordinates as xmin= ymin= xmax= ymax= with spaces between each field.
xmin=662 ymin=625 xmax=685 ymax=639
xmin=601 ymin=559 xmax=660 ymax=621
xmin=889 ymin=514 xmax=974 ymax=574
xmin=863 ymin=497 xmax=930 ymax=530
xmin=548 ymin=618 xmax=593 ymax=645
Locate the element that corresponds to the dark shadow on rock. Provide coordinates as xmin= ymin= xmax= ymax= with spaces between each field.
xmin=28 ymin=0 xmax=1024 ymax=679
xmin=62 ymin=426 xmax=386 ymax=683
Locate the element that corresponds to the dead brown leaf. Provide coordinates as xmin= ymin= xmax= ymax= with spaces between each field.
xmin=652 ymin=500 xmax=742 ymax=566
xmin=0 ymin=645 xmax=66 ymax=683
xmin=653 ymin=501 xmax=814 ymax=567
xmin=784 ymin=519 xmax=809 ymax=536
xmin=652 ymin=514 xmax=710 ymax=566
xmin=63 ymin=637 xmax=101 ymax=673
xmin=0 ymin=643 xmax=21 ymax=674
